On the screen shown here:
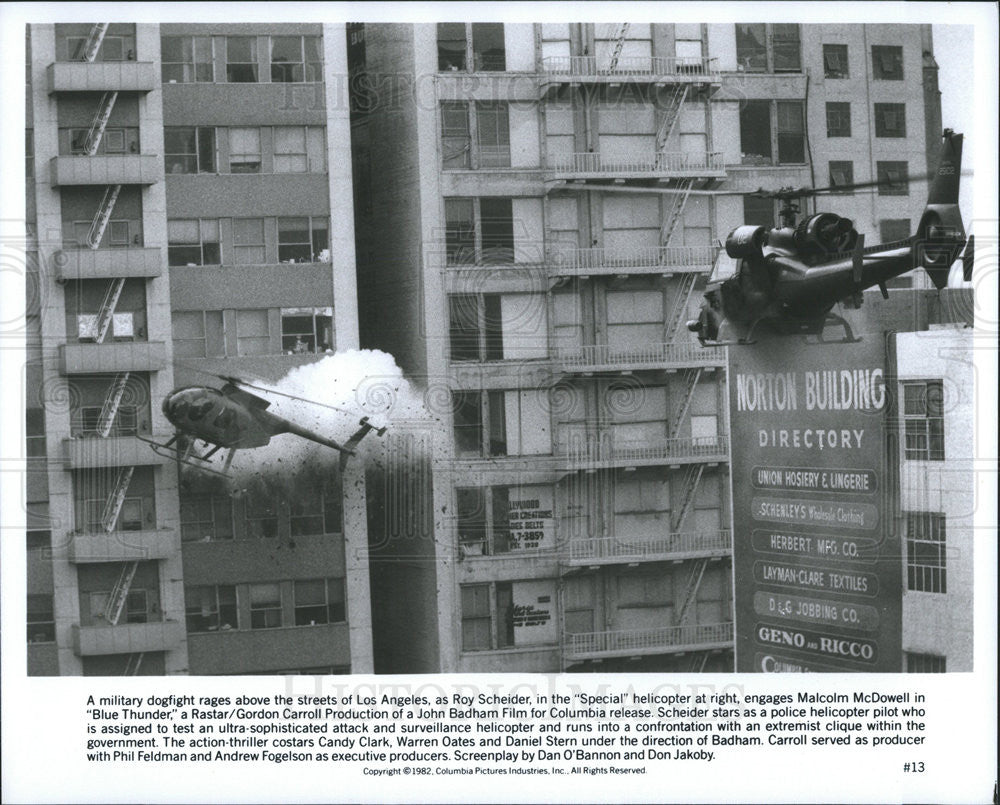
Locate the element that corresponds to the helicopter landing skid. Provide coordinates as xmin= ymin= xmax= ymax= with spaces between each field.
xmin=807 ymin=312 xmax=862 ymax=345
xmin=138 ymin=435 xmax=235 ymax=478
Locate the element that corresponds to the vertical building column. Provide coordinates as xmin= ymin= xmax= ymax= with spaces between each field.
xmin=323 ymin=23 xmax=360 ymax=350
xmin=341 ymin=459 xmax=373 ymax=672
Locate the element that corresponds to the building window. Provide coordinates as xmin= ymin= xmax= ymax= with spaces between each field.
xmin=236 ymin=309 xmax=271 ymax=356
xmin=185 ymin=585 xmax=237 ymax=632
xmin=877 ymin=161 xmax=909 ymax=195
xmin=437 ymin=23 xmax=467 ymax=71
xmin=770 ymin=24 xmax=801 ymax=71
xmin=477 ymin=102 xmax=511 ymax=167
xmin=167 ymin=219 xmax=221 ymax=266
xmin=829 ymin=161 xmax=854 ymax=193
xmin=905 ymin=512 xmax=946 ymax=593
xmin=233 ymin=218 xmax=265 ymax=264
xmin=27 ymin=594 xmax=55 ymax=643
xmin=294 ymin=579 xmax=345 ymax=626
xmin=449 ymin=294 xmax=502 ymax=362
xmin=739 ymin=100 xmax=771 ymax=165
xmin=161 ymin=35 xmax=213 ymax=83
xmin=281 ymin=307 xmax=333 ymax=353
xmin=743 ymin=195 xmax=775 ymax=228
xmin=905 ymin=652 xmax=946 ymax=673
xmin=274 ymin=126 xmax=326 ymax=173
xmin=172 ymin=310 xmax=225 ymax=358
xmin=735 ymin=24 xmax=766 ymax=72
xmin=902 ymin=380 xmax=945 ymax=460
xmin=874 ymin=103 xmax=906 ymax=138
xmin=440 ymin=103 xmax=511 ymax=170
xmin=444 ymin=197 xmax=514 ymax=265
xmin=776 ymin=101 xmax=805 ymax=163
xmin=823 ymin=43 xmax=848 ymax=78
xmin=164 ymin=127 xmax=216 ymax=174
xmin=451 ymin=389 xmax=549 ymax=457
xmin=441 ymin=103 xmax=471 ymax=169
xmin=879 ymin=219 xmax=911 ymax=243
xmin=872 ymin=45 xmax=903 ymax=80
xmin=83 ymin=497 xmax=145 ymax=532
xmin=66 ymin=126 xmax=138 ymax=156
xmin=180 ymin=495 xmax=233 ymax=542
xmin=278 ymin=217 xmax=329 ymax=263
xmin=226 ymin=36 xmax=258 ymax=82
xmin=249 ymin=583 xmax=282 ymax=629
xmin=456 ymin=486 xmax=520 ymax=556
xmin=461 ymin=582 xmax=514 ymax=650
xmin=473 ymin=23 xmax=506 ymax=71
xmin=270 ymin=35 xmax=323 ymax=83
xmin=228 ymin=127 xmax=262 ymax=173
xmin=735 ymin=23 xmax=800 ymax=73
xmin=825 ymin=102 xmax=851 ymax=138
xmin=437 ymin=23 xmax=505 ymax=72
xmin=245 ymin=494 xmax=279 ymax=538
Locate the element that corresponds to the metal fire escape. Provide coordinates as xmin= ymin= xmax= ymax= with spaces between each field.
xmin=665 ymin=274 xmax=699 ymax=342
xmin=676 ymin=556 xmax=709 ymax=624
xmin=606 ymin=23 xmax=630 ymax=71
xmin=80 ymin=23 xmax=109 ymax=62
xmin=670 ymin=463 xmax=705 ymax=533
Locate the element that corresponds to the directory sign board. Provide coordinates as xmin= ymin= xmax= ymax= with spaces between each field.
xmin=729 ymin=331 xmax=901 ymax=672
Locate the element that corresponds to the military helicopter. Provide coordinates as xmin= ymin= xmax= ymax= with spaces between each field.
xmin=686 ymin=129 xmax=972 ymax=345
xmin=140 ymin=374 xmax=386 ymax=476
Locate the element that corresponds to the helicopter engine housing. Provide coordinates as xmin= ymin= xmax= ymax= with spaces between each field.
xmin=794 ymin=212 xmax=859 ymax=255
xmin=725 ymin=225 xmax=768 ymax=259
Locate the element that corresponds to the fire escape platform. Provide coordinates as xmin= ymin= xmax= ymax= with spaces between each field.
xmin=72 ymin=620 xmax=184 ymax=656
xmin=47 ymin=61 xmax=158 ymax=93
xmin=62 ymin=434 xmax=173 ymax=470
xmin=68 ymin=529 xmax=177 ymax=563
xmin=54 ymin=248 xmax=162 ymax=282
xmin=49 ymin=155 xmax=160 ymax=187
xmin=59 ymin=342 xmax=166 ymax=374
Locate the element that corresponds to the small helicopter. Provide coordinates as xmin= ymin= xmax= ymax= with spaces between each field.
xmin=140 ymin=374 xmax=386 ymax=476
xmin=686 ymin=129 xmax=972 ymax=345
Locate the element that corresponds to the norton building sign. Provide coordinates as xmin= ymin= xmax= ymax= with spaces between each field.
xmin=729 ymin=332 xmax=901 ymax=673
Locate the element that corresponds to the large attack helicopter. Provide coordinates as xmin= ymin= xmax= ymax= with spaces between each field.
xmin=686 ymin=129 xmax=972 ymax=345
xmin=140 ymin=373 xmax=386 ymax=476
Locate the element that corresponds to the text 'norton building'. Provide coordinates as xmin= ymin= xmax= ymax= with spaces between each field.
xmin=25 ymin=22 xmax=372 ymax=676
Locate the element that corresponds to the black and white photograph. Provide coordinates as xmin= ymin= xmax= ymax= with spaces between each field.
xmin=2 ymin=3 xmax=996 ymax=803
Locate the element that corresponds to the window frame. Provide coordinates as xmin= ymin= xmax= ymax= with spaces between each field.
xmin=161 ymin=35 xmax=213 ymax=83
xmin=874 ymin=103 xmax=906 ymax=138
xmin=293 ymin=578 xmax=346 ymax=626
xmin=905 ymin=512 xmax=947 ymax=593
xmin=735 ymin=23 xmax=801 ymax=73
xmin=280 ymin=306 xmax=334 ymax=354
xmin=902 ymin=379 xmax=945 ymax=460
xmin=248 ymin=582 xmax=282 ymax=629
xmin=235 ymin=308 xmax=272 ymax=356
xmin=828 ymin=161 xmax=854 ymax=193
xmin=180 ymin=494 xmax=234 ymax=542
xmin=825 ymin=102 xmax=852 ymax=138
xmin=184 ymin=584 xmax=238 ymax=632
xmin=232 ymin=217 xmax=266 ymax=264
xmin=277 ymin=216 xmax=330 ymax=263
xmin=225 ymin=35 xmax=259 ymax=83
xmin=871 ymin=44 xmax=904 ymax=80
xmin=167 ymin=218 xmax=221 ymax=267
xmin=460 ymin=581 xmax=515 ymax=651
xmin=27 ymin=593 xmax=56 ymax=643
xmin=822 ymin=43 xmax=849 ymax=78
xmin=876 ymin=161 xmax=909 ymax=196
xmin=228 ymin=126 xmax=263 ymax=173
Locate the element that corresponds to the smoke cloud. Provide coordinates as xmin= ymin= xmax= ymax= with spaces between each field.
xmin=188 ymin=349 xmax=436 ymax=488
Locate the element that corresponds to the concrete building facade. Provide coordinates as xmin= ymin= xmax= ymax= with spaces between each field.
xmin=351 ymin=22 xmax=961 ymax=674
xmin=25 ymin=22 xmax=372 ymax=676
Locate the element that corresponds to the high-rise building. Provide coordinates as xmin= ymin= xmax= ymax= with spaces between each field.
xmin=25 ymin=22 xmax=372 ymax=676
xmin=351 ymin=22 xmax=966 ymax=673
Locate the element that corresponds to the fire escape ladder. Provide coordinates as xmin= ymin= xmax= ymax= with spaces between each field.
xmin=660 ymin=179 xmax=693 ymax=247
xmin=94 ymin=277 xmax=125 ymax=344
xmin=101 ymin=466 xmax=135 ymax=532
xmin=87 ymin=184 xmax=122 ymax=249
xmin=85 ymin=91 xmax=118 ymax=155
xmin=97 ymin=372 xmax=130 ymax=437
xmin=104 ymin=561 xmax=139 ymax=625
xmin=690 ymin=652 xmax=709 ymax=672
xmin=656 ymin=84 xmax=689 ymax=151
xmin=124 ymin=653 xmax=145 ymax=675
xmin=82 ymin=23 xmax=110 ymax=62
xmin=665 ymin=273 xmax=698 ymax=342
xmin=671 ymin=462 xmax=704 ymax=532
xmin=669 ymin=368 xmax=702 ymax=438
xmin=607 ymin=23 xmax=631 ymax=71
xmin=676 ymin=556 xmax=709 ymax=624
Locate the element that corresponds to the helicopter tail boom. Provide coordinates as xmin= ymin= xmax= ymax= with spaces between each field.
xmin=914 ymin=130 xmax=966 ymax=289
